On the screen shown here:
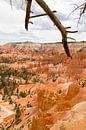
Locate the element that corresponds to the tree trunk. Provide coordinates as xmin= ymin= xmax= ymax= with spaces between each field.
xmin=25 ymin=0 xmax=32 ymax=30
xmin=35 ymin=0 xmax=71 ymax=57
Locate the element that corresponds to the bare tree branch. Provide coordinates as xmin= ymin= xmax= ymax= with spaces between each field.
xmin=30 ymin=10 xmax=57 ymax=19
xmin=69 ymin=2 xmax=86 ymax=24
xmin=25 ymin=0 xmax=32 ymax=30
xmin=67 ymin=30 xmax=78 ymax=33
xmin=69 ymin=2 xmax=86 ymax=16
xmin=35 ymin=0 xmax=72 ymax=58
xmin=67 ymin=37 xmax=76 ymax=41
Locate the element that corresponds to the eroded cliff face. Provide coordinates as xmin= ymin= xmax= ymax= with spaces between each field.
xmin=0 ymin=42 xmax=86 ymax=130
xmin=30 ymin=84 xmax=86 ymax=130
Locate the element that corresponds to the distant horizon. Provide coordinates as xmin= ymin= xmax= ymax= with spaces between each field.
xmin=0 ymin=40 xmax=86 ymax=46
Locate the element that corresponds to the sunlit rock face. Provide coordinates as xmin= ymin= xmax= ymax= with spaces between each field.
xmin=30 ymin=83 xmax=86 ymax=130
xmin=0 ymin=42 xmax=86 ymax=130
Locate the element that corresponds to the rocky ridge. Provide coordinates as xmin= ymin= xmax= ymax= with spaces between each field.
xmin=0 ymin=41 xmax=86 ymax=130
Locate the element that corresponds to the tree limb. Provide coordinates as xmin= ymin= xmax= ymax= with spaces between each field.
xmin=67 ymin=30 xmax=78 ymax=33
xmin=35 ymin=0 xmax=71 ymax=57
xmin=67 ymin=37 xmax=76 ymax=41
xmin=25 ymin=0 xmax=32 ymax=30
xmin=30 ymin=10 xmax=57 ymax=19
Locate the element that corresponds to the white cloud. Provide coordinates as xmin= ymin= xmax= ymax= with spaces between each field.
xmin=0 ymin=0 xmax=86 ymax=44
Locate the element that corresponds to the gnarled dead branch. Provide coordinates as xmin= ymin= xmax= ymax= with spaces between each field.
xmin=25 ymin=0 xmax=71 ymax=57
xmin=25 ymin=0 xmax=32 ymax=30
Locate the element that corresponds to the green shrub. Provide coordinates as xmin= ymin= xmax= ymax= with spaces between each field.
xmin=27 ymin=101 xmax=32 ymax=108
xmin=82 ymin=80 xmax=86 ymax=87
xmin=19 ymin=91 xmax=27 ymax=98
